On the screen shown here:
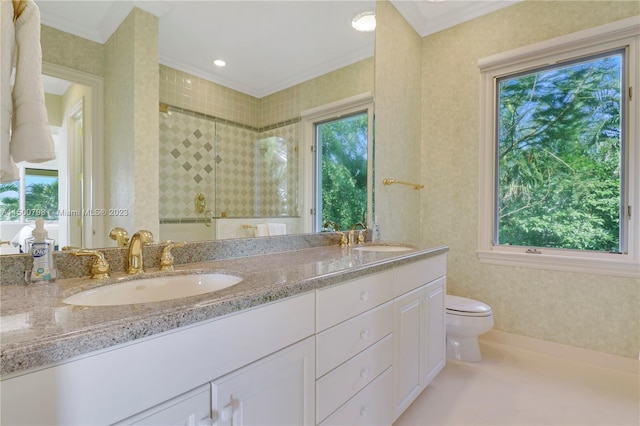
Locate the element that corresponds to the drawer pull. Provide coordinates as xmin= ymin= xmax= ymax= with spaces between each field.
xmin=360 ymin=406 xmax=368 ymax=416
xmin=360 ymin=291 xmax=369 ymax=301
xmin=359 ymin=329 xmax=369 ymax=340
xmin=360 ymin=368 xmax=368 ymax=378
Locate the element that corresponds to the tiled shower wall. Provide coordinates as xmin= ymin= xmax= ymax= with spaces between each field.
xmin=159 ymin=110 xmax=216 ymax=219
xmin=159 ymin=65 xmax=301 ymax=220
xmin=159 ymin=108 xmax=299 ymax=219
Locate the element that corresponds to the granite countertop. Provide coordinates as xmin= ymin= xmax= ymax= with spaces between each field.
xmin=0 ymin=242 xmax=448 ymax=377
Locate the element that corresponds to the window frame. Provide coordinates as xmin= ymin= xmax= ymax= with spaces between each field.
xmin=477 ymin=17 xmax=640 ymax=278
xmin=314 ymin=110 xmax=370 ymax=232
xmin=301 ymin=93 xmax=374 ymax=233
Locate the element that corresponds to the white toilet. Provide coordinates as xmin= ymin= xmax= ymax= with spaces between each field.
xmin=445 ymin=295 xmax=494 ymax=362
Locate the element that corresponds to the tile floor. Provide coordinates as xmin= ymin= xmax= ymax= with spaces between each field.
xmin=394 ymin=340 xmax=639 ymax=426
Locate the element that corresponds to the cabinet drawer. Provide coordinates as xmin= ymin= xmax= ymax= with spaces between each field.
xmin=319 ymin=367 xmax=393 ymax=426
xmin=115 ymin=384 xmax=210 ymax=426
xmin=316 ymin=301 xmax=393 ymax=378
xmin=316 ymin=334 xmax=393 ymax=424
xmin=394 ymin=254 xmax=446 ymax=297
xmin=316 ymin=269 xmax=394 ymax=332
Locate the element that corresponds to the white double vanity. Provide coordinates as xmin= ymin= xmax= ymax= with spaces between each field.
xmin=0 ymin=242 xmax=447 ymax=426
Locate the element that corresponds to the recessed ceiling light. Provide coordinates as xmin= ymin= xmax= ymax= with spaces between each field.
xmin=213 ymin=59 xmax=226 ymax=67
xmin=351 ymin=11 xmax=376 ymax=32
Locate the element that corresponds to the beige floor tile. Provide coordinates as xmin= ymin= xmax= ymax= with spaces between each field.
xmin=394 ymin=341 xmax=639 ymax=426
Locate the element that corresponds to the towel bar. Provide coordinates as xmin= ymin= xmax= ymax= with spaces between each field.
xmin=382 ymin=178 xmax=424 ymax=190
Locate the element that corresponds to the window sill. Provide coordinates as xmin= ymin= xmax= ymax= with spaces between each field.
xmin=477 ymin=250 xmax=640 ymax=278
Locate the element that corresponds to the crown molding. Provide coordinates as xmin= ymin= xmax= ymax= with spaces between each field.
xmin=160 ymin=46 xmax=374 ymax=99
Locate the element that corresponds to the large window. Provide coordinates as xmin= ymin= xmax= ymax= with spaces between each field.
xmin=478 ymin=19 xmax=639 ymax=277
xmin=496 ymin=51 xmax=624 ymax=252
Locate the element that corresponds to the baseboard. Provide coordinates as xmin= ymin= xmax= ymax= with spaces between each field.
xmin=479 ymin=329 xmax=639 ymax=375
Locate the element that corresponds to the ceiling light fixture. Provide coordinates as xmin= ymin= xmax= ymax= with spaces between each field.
xmin=213 ymin=59 xmax=226 ymax=67
xmin=351 ymin=11 xmax=376 ymax=32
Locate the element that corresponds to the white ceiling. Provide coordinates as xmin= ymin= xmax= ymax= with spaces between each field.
xmin=36 ymin=0 xmax=520 ymax=98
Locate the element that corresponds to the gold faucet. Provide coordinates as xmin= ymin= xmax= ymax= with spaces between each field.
xmin=323 ymin=221 xmax=341 ymax=232
xmin=127 ymin=230 xmax=154 ymax=274
xmin=160 ymin=241 xmax=186 ymax=271
xmin=73 ymin=249 xmax=110 ymax=279
xmin=348 ymin=223 xmax=367 ymax=246
xmin=109 ymin=227 xmax=129 ymax=247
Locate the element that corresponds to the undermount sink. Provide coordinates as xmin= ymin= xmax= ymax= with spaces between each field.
xmin=63 ymin=273 xmax=243 ymax=306
xmin=353 ymin=244 xmax=414 ymax=252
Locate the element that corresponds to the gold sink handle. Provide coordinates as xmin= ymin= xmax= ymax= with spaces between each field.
xmin=109 ymin=227 xmax=129 ymax=247
xmin=73 ymin=249 xmax=110 ymax=279
xmin=338 ymin=232 xmax=348 ymax=248
xmin=160 ymin=241 xmax=187 ymax=271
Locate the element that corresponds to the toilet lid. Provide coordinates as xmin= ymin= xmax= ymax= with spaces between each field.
xmin=446 ymin=295 xmax=492 ymax=315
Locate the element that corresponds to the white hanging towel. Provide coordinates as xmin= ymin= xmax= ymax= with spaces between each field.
xmin=254 ymin=224 xmax=269 ymax=237
xmin=0 ymin=1 xmax=17 ymax=182
xmin=267 ymin=223 xmax=286 ymax=236
xmin=9 ymin=0 xmax=55 ymax=166
xmin=10 ymin=224 xmax=33 ymax=251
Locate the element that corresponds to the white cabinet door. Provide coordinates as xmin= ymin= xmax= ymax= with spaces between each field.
xmin=422 ymin=276 xmax=446 ymax=386
xmin=392 ymin=275 xmax=447 ymax=421
xmin=211 ymin=337 xmax=315 ymax=426
xmin=392 ymin=286 xmax=423 ymax=419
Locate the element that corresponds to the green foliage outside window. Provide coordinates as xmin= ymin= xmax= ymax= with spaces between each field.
xmin=0 ymin=170 xmax=59 ymax=221
xmin=319 ymin=113 xmax=368 ymax=231
xmin=0 ymin=182 xmax=19 ymax=220
xmin=497 ymin=51 xmax=623 ymax=252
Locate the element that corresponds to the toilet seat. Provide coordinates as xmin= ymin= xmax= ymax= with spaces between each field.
xmin=446 ymin=295 xmax=492 ymax=317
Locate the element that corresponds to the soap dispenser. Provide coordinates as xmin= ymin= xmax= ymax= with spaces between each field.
xmin=25 ymin=219 xmax=57 ymax=283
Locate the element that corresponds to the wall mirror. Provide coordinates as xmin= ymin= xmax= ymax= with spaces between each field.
xmin=0 ymin=0 xmax=375 ymax=253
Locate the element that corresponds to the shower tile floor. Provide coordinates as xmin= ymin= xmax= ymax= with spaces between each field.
xmin=394 ymin=340 xmax=639 ymax=426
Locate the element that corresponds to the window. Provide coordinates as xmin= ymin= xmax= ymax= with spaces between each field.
xmin=478 ymin=18 xmax=639 ymax=277
xmin=301 ymin=94 xmax=374 ymax=233
xmin=0 ymin=168 xmax=59 ymax=222
xmin=315 ymin=112 xmax=369 ymax=231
